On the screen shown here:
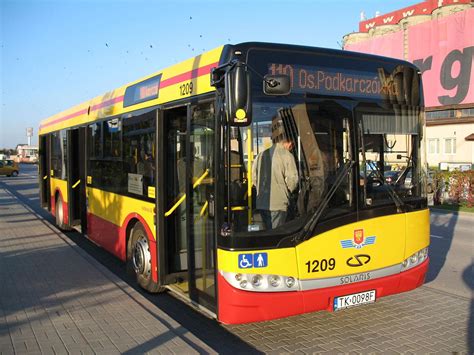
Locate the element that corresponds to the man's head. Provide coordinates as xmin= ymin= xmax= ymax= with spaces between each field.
xmin=271 ymin=118 xmax=292 ymax=146
xmin=281 ymin=139 xmax=294 ymax=151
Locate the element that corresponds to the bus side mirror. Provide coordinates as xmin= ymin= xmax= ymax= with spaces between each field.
xmin=263 ymin=74 xmax=291 ymax=96
xmin=225 ymin=62 xmax=252 ymax=126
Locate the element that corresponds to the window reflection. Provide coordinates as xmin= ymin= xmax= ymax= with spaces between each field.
xmin=228 ymin=99 xmax=354 ymax=234
xmin=86 ymin=111 xmax=156 ymax=198
xmin=357 ymin=106 xmax=422 ymax=207
xmin=51 ymin=130 xmax=67 ymax=180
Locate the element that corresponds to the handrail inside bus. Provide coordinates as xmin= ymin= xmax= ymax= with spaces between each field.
xmin=164 ymin=169 xmax=210 ymax=217
xmin=164 ymin=194 xmax=186 ymax=217
xmin=197 ymin=200 xmax=209 ymax=221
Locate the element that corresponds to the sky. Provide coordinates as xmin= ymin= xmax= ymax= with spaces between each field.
xmin=0 ymin=0 xmax=418 ymax=148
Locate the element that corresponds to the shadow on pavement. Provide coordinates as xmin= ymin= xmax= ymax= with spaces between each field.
xmin=0 ymin=177 xmax=261 ymax=354
xmin=426 ymin=211 xmax=458 ymax=283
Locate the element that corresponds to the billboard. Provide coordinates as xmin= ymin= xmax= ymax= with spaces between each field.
xmin=345 ymin=31 xmax=404 ymax=60
xmin=359 ymin=0 xmax=472 ymax=32
xmin=408 ymin=8 xmax=474 ymax=107
xmin=346 ymin=8 xmax=474 ymax=108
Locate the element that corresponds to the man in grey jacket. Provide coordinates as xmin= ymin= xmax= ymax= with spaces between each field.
xmin=252 ymin=136 xmax=298 ymax=230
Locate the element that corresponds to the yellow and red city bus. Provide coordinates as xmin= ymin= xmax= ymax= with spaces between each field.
xmin=39 ymin=42 xmax=430 ymax=324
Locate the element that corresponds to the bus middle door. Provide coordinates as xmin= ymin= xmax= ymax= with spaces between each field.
xmin=157 ymin=101 xmax=217 ymax=314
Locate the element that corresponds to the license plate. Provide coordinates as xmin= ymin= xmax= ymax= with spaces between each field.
xmin=333 ymin=290 xmax=376 ymax=311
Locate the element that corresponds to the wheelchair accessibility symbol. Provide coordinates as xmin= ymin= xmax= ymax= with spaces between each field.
xmin=238 ymin=253 xmax=268 ymax=269
xmin=238 ymin=254 xmax=253 ymax=269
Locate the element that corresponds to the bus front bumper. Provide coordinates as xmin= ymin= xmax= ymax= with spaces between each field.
xmin=217 ymin=258 xmax=429 ymax=324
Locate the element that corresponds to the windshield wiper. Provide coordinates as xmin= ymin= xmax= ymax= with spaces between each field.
xmin=367 ymin=160 xmax=405 ymax=212
xmin=296 ymin=160 xmax=354 ymax=242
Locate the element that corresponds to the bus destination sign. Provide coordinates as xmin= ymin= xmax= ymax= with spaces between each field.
xmin=268 ymin=63 xmax=399 ymax=99
xmin=124 ymin=74 xmax=162 ymax=107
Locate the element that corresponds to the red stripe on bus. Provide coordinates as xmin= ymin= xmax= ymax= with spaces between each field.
xmin=41 ymin=108 xmax=89 ymax=129
xmin=39 ymin=96 xmax=125 ymax=130
xmin=90 ymin=95 xmax=124 ymax=111
xmin=40 ymin=61 xmax=218 ymax=130
xmin=160 ymin=62 xmax=218 ymax=88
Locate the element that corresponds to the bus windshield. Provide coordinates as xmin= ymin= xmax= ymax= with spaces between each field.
xmin=224 ymin=48 xmax=424 ymax=242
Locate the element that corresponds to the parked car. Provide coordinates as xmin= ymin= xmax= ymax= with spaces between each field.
xmin=403 ymin=169 xmax=434 ymax=193
xmin=0 ymin=160 xmax=20 ymax=177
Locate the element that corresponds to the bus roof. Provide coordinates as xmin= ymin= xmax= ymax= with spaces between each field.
xmin=224 ymin=41 xmax=418 ymax=69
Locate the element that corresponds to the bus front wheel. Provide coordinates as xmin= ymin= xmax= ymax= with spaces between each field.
xmin=127 ymin=222 xmax=164 ymax=293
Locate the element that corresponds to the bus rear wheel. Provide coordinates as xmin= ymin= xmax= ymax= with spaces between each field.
xmin=55 ymin=196 xmax=71 ymax=231
xmin=127 ymin=222 xmax=164 ymax=293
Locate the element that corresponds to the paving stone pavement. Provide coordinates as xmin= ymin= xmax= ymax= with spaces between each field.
xmin=0 ymin=188 xmax=217 ymax=354
xmin=0 ymin=175 xmax=472 ymax=354
xmin=224 ymin=286 xmax=471 ymax=354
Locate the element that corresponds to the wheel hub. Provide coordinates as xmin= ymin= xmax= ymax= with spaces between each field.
xmin=132 ymin=236 xmax=151 ymax=276
xmin=57 ymin=200 xmax=63 ymax=224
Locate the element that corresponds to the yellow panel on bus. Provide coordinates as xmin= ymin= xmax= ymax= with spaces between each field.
xmin=216 ymin=212 xmax=428 ymax=282
xmin=296 ymin=214 xmax=406 ymax=280
xmin=50 ymin=178 xmax=68 ymax=203
xmin=87 ymin=187 xmax=155 ymax=238
xmin=217 ymin=247 xmax=298 ymax=277
xmin=404 ymin=209 xmax=430 ymax=258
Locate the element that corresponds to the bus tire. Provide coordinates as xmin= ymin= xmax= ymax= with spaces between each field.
xmin=126 ymin=222 xmax=164 ymax=293
xmin=55 ymin=196 xmax=71 ymax=231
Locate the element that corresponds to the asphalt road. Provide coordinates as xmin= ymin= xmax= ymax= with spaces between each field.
xmin=1 ymin=163 xmax=472 ymax=353
xmin=427 ymin=209 xmax=473 ymax=298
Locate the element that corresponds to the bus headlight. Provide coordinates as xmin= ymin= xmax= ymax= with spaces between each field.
xmin=251 ymin=275 xmax=263 ymax=287
xmin=285 ymin=276 xmax=296 ymax=288
xmin=220 ymin=271 xmax=299 ymax=292
xmin=268 ymin=275 xmax=281 ymax=287
xmin=401 ymin=247 xmax=429 ymax=271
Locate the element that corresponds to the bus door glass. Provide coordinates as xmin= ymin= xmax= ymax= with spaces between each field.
xmin=160 ymin=102 xmax=217 ymax=311
xmin=161 ymin=106 xmax=188 ymax=287
xmin=67 ymin=128 xmax=86 ymax=229
xmin=188 ymin=102 xmax=216 ymax=310
xmin=39 ymin=134 xmax=51 ymax=209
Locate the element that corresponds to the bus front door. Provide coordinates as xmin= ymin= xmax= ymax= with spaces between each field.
xmin=158 ymin=102 xmax=217 ymax=314
xmin=67 ymin=128 xmax=87 ymax=232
